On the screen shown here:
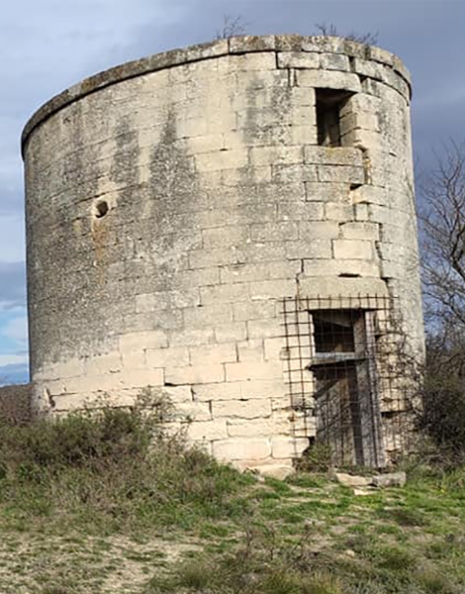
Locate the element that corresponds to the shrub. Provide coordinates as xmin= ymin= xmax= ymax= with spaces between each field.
xmin=0 ymin=404 xmax=155 ymax=476
xmin=419 ymin=369 xmax=465 ymax=466
xmin=0 ymin=391 xmax=252 ymax=533
xmin=294 ymin=442 xmax=333 ymax=473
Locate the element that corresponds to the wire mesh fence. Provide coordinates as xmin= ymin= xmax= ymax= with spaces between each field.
xmin=280 ymin=295 xmax=410 ymax=468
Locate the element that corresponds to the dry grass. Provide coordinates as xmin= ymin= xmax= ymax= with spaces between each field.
xmin=0 ymin=397 xmax=464 ymax=593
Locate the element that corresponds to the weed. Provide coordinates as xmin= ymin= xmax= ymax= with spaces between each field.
xmin=300 ymin=572 xmax=343 ymax=594
xmin=259 ymin=570 xmax=302 ymax=594
xmin=377 ymin=506 xmax=429 ymax=527
xmin=295 ymin=443 xmax=333 ymax=473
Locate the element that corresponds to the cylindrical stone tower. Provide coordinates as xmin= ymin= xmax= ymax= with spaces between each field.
xmin=23 ymin=35 xmax=424 ymax=473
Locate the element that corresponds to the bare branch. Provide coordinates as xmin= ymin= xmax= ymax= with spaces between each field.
xmin=420 ymin=140 xmax=465 ymax=334
xmin=315 ymin=22 xmax=339 ymax=37
xmin=215 ymin=15 xmax=248 ymax=40
xmin=315 ymin=22 xmax=378 ymax=45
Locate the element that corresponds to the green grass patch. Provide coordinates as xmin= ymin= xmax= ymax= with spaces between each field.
xmin=0 ymin=398 xmax=464 ymax=592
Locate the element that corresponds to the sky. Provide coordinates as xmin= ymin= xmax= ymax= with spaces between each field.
xmin=1 ymin=0 xmax=464 ymax=385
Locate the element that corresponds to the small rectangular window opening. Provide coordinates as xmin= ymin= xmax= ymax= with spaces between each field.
xmin=316 ymin=89 xmax=352 ymax=147
xmin=313 ymin=310 xmax=358 ymax=355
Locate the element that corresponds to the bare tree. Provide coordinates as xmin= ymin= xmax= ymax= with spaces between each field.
xmin=418 ymin=141 xmax=465 ymax=463
xmin=216 ymin=15 xmax=248 ymax=40
xmin=315 ymin=22 xmax=379 ymax=45
xmin=420 ymin=141 xmax=465 ymax=332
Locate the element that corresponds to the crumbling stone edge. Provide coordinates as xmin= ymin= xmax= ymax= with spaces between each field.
xmin=21 ymin=35 xmax=411 ymax=157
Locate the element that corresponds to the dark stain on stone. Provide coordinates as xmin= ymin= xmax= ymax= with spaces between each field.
xmin=146 ymin=111 xmax=199 ymax=290
xmin=110 ymin=118 xmax=139 ymax=187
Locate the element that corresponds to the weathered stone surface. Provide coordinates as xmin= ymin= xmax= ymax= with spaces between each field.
xmin=371 ymin=472 xmax=407 ymax=488
xmin=335 ymin=473 xmax=372 ymax=488
xmin=258 ymin=465 xmax=295 ymax=480
xmin=23 ymin=34 xmax=424 ymax=474
xmin=277 ymin=52 xmax=320 ymax=69
xmin=320 ymin=52 xmax=351 ymax=71
xmin=298 ymin=70 xmax=362 ymax=93
xmin=213 ymin=439 xmax=272 ymax=461
xmin=333 ymin=239 xmax=373 ymax=260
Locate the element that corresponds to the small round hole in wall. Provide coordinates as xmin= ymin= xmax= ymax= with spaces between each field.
xmin=93 ymin=200 xmax=109 ymax=219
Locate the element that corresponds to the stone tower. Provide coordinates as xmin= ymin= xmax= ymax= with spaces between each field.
xmin=23 ymin=35 xmax=424 ymax=473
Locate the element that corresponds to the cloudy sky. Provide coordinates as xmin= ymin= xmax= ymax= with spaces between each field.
xmin=1 ymin=0 xmax=463 ymax=384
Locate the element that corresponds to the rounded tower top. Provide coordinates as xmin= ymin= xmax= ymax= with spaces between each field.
xmin=21 ymin=34 xmax=411 ymax=156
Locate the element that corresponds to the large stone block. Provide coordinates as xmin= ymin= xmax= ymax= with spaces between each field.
xmin=203 ymin=225 xmax=250 ymax=249
xmin=319 ymin=52 xmax=351 ymax=71
xmin=226 ymin=52 xmax=277 ymax=72
xmin=215 ymin=322 xmax=248 ymax=343
xmin=229 ymin=35 xmax=276 ymax=53
xmin=317 ymin=165 xmax=365 ymax=185
xmin=304 ymin=146 xmax=363 ymax=167
xmin=213 ymin=398 xmax=272 ymax=419
xmin=333 ymin=239 xmax=374 ymax=260
xmin=189 ymin=343 xmax=237 ymax=366
xmin=250 ymin=222 xmax=299 ymax=243
xmin=278 ymin=201 xmax=325 ymax=222
xmin=272 ymin=163 xmax=318 ymax=184
xmin=237 ymin=339 xmax=265 ymax=363
xmin=195 ymin=149 xmax=248 ymax=172
xmin=183 ymin=303 xmax=234 ymax=328
xmin=169 ymin=328 xmax=216 ymax=346
xmin=165 ymin=364 xmax=224 ymax=385
xmin=325 ymin=203 xmax=355 ymax=222
xmin=213 ymin=438 xmax=272 ymax=461
xmin=187 ymin=419 xmax=228 ymax=441
xmin=247 ymin=319 xmax=282 ymax=340
xmin=119 ymin=331 xmax=168 ymax=352
xmin=135 ymin=290 xmax=200 ymax=312
xmin=297 ymin=69 xmax=361 ymax=92
xmin=271 ymin=437 xmax=309 ymax=459
xmin=303 ymin=258 xmax=380 ymax=278
xmin=40 ymin=358 xmax=86 ymax=381
xmin=225 ymin=361 xmax=284 ymax=382
xmin=264 ymin=337 xmax=288 ymax=362
xmin=233 ymin=300 xmax=277 ymax=322
xmin=285 ymin=239 xmax=332 ymax=259
xmin=192 ymin=382 xmax=242 ymax=402
xmin=298 ymin=276 xmax=389 ymax=298
xmin=339 ymin=222 xmax=380 ymax=241
xmin=249 ymin=145 xmax=304 ymax=167
xmin=299 ymin=221 xmax=339 ymax=239
xmin=200 ymin=283 xmax=250 ymax=305
xmin=220 ymin=260 xmax=300 ymax=284
xmin=146 ymin=347 xmax=190 ymax=368
xmin=243 ymin=379 xmax=288 ymax=400
xmin=227 ymin=416 xmax=289 ymax=437
xmin=277 ymin=52 xmax=320 ymax=69
xmin=250 ymin=279 xmax=297 ymax=300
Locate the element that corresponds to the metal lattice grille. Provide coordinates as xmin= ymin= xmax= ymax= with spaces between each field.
xmin=281 ymin=295 xmax=405 ymax=468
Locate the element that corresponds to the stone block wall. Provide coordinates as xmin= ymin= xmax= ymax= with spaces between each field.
xmin=22 ymin=35 xmax=424 ymax=472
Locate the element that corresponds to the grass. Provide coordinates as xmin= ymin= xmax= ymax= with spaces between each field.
xmin=0 ymin=399 xmax=464 ymax=592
